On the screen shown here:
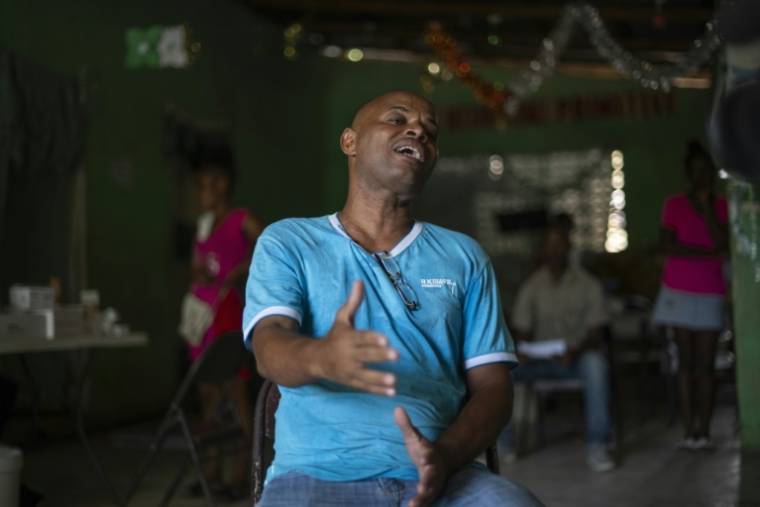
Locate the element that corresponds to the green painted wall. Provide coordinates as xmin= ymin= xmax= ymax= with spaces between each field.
xmin=2 ymin=0 xmax=724 ymax=428
xmin=728 ymin=180 xmax=760 ymax=449
xmin=0 ymin=0 xmax=329 ymax=425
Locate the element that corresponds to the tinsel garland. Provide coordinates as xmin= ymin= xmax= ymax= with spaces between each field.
xmin=424 ymin=22 xmax=511 ymax=113
xmin=425 ymin=1 xmax=722 ymax=116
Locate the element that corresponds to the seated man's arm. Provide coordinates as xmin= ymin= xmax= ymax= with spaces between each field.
xmin=564 ymin=277 xmax=608 ymax=363
xmin=252 ymin=281 xmax=399 ymax=396
xmin=252 ymin=316 xmax=322 ymax=387
xmin=395 ymin=260 xmax=515 ymax=507
xmin=394 ymin=363 xmax=512 ymax=507
xmin=438 ymin=362 xmax=513 ymax=468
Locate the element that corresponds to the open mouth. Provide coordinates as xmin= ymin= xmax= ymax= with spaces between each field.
xmin=393 ymin=143 xmax=425 ymax=162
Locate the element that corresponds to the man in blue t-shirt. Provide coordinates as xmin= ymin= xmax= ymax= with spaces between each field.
xmin=243 ymin=90 xmax=544 ymax=507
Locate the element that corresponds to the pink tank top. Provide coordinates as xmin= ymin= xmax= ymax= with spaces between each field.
xmin=192 ymin=208 xmax=252 ymax=305
xmin=661 ymin=193 xmax=728 ymax=295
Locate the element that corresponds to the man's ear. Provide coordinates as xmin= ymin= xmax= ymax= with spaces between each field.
xmin=340 ymin=128 xmax=357 ymax=156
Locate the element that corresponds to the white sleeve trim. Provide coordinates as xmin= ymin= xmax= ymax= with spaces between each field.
xmin=244 ymin=306 xmax=303 ymax=342
xmin=464 ymin=352 xmax=518 ymax=369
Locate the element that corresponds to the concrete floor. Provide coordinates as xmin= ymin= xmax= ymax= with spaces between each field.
xmin=15 ymin=404 xmax=760 ymax=507
xmin=503 ymin=405 xmax=759 ymax=507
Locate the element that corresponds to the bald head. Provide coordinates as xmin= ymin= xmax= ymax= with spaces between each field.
xmin=339 ymin=90 xmax=439 ymax=200
xmin=351 ymin=91 xmax=436 ymax=131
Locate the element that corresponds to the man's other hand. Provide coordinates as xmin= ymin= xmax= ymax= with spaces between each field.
xmin=315 ymin=280 xmax=399 ymax=395
xmin=394 ymin=406 xmax=452 ymax=507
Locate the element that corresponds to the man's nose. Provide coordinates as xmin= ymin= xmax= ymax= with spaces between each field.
xmin=405 ymin=123 xmax=427 ymax=142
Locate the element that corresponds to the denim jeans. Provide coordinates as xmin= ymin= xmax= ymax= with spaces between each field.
xmin=257 ymin=467 xmax=545 ymax=507
xmin=500 ymin=350 xmax=611 ymax=448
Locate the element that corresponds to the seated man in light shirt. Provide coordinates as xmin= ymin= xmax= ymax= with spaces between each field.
xmin=501 ymin=219 xmax=615 ymax=472
xmin=243 ymin=91 xmax=544 ymax=506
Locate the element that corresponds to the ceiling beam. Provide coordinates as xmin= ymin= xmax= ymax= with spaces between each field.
xmin=302 ymin=21 xmax=703 ymax=51
xmin=251 ymin=0 xmax=714 ymax=22
xmin=352 ymin=46 xmax=712 ymax=88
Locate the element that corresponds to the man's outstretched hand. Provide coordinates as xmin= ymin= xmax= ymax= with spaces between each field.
xmin=394 ymin=406 xmax=453 ymax=507
xmin=314 ymin=280 xmax=399 ymax=396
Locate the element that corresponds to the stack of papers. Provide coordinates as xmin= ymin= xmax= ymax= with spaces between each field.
xmin=517 ymin=339 xmax=567 ymax=359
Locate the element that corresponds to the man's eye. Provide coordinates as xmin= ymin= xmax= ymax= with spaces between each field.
xmin=388 ymin=116 xmax=404 ymax=125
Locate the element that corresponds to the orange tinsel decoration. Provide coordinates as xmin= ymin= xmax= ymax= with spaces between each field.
xmin=424 ymin=22 xmax=510 ymax=112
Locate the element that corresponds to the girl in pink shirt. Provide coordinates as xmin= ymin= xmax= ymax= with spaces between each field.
xmin=653 ymin=141 xmax=729 ymax=451
xmin=188 ymin=156 xmax=263 ymax=496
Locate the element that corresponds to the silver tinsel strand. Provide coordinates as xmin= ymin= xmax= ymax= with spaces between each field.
xmin=504 ymin=1 xmax=723 ymax=116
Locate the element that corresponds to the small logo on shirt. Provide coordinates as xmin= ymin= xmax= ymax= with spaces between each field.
xmin=420 ymin=278 xmax=457 ymax=296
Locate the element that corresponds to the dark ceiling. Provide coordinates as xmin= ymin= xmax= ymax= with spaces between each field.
xmin=243 ymin=0 xmax=718 ymax=65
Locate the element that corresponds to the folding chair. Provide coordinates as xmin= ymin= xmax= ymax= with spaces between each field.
xmin=526 ymin=378 xmax=586 ymax=447
xmin=124 ymin=331 xmax=248 ymax=507
xmin=250 ymin=380 xmax=501 ymax=505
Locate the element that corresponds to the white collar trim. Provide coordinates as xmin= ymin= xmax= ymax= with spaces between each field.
xmin=388 ymin=222 xmax=423 ymax=257
xmin=328 ymin=213 xmax=350 ymax=239
xmin=328 ymin=212 xmax=423 ymax=257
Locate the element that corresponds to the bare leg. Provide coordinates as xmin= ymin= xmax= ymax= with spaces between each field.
xmin=673 ymin=328 xmax=696 ymax=439
xmin=693 ymin=331 xmax=719 ymax=439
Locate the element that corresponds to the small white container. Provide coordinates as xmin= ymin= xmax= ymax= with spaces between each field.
xmin=9 ymin=286 xmax=54 ymax=312
xmin=0 ymin=445 xmax=22 ymax=507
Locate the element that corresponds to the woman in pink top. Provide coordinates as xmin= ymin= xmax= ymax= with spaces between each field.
xmin=191 ymin=205 xmax=260 ymax=362
xmin=189 ymin=156 xmax=263 ymax=496
xmin=653 ymin=141 xmax=729 ymax=451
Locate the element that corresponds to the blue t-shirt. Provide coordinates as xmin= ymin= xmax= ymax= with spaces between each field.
xmin=243 ymin=213 xmax=517 ymax=482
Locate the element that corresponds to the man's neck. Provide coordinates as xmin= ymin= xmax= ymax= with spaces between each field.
xmin=547 ymin=261 xmax=569 ymax=281
xmin=339 ymin=188 xmax=415 ymax=253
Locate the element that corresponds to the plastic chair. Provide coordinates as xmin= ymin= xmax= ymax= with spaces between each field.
xmin=250 ymin=380 xmax=501 ymax=505
xmin=123 ymin=332 xmax=248 ymax=507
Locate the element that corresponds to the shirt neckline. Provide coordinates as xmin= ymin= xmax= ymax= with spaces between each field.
xmin=539 ymin=265 xmax=579 ymax=287
xmin=328 ymin=212 xmax=423 ymax=258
